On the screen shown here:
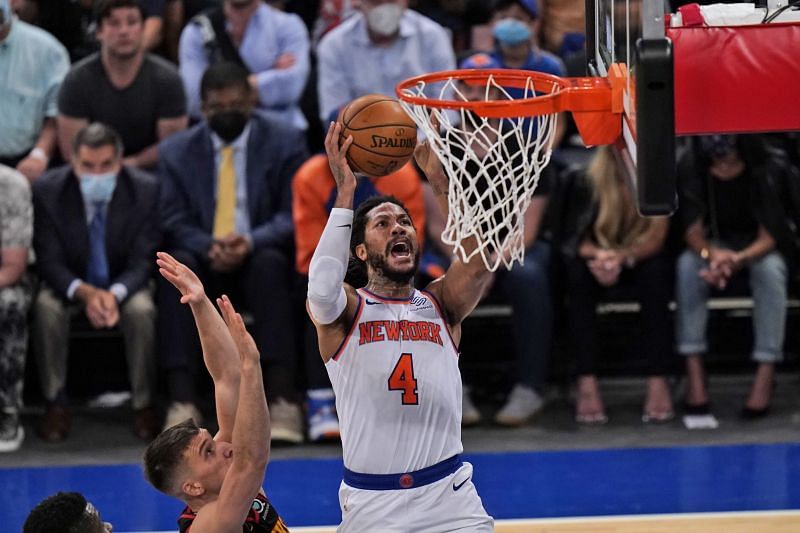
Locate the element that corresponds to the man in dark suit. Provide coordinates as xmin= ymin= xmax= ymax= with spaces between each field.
xmin=158 ymin=61 xmax=309 ymax=443
xmin=32 ymin=123 xmax=161 ymax=442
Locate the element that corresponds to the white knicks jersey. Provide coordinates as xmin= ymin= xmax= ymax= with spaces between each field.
xmin=325 ymin=288 xmax=463 ymax=475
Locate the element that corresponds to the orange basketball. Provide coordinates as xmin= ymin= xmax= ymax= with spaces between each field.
xmin=338 ymin=94 xmax=418 ymax=178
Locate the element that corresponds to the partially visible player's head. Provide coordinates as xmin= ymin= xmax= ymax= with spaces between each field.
xmin=144 ymin=419 xmax=233 ymax=503
xmin=349 ymin=196 xmax=419 ymax=287
xmin=23 ymin=492 xmax=112 ymax=533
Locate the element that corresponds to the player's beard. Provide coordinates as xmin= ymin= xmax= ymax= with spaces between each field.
xmin=367 ymin=248 xmax=418 ymax=285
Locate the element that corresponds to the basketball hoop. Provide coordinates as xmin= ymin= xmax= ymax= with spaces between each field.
xmin=397 ymin=67 xmax=624 ymax=271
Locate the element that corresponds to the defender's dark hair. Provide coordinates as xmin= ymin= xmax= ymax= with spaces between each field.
xmin=143 ymin=418 xmax=200 ymax=497
xmin=200 ymin=61 xmax=251 ymax=101
xmin=94 ymin=0 xmax=146 ymax=25
xmin=345 ymin=195 xmax=412 ymax=288
xmin=72 ymin=122 xmax=124 ymax=158
xmin=23 ymin=492 xmax=94 ymax=533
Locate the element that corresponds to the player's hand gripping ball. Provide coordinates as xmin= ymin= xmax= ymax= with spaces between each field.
xmin=337 ymin=94 xmax=418 ymax=178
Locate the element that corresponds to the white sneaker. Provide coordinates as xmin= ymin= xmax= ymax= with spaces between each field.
xmin=270 ymin=398 xmax=304 ymax=444
xmin=494 ymin=384 xmax=544 ymax=426
xmin=461 ymin=387 xmax=482 ymax=426
xmin=163 ymin=402 xmax=202 ymax=431
xmin=0 ymin=411 xmax=24 ymax=453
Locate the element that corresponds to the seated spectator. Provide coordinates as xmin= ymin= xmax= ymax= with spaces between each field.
xmin=31 ymin=123 xmax=161 ymax=442
xmin=676 ymin=135 xmax=793 ymax=419
xmin=57 ymin=0 xmax=188 ymax=170
xmin=316 ymin=0 xmax=455 ymax=125
xmin=158 ymin=62 xmax=308 ymax=443
xmin=292 ymin=153 xmax=425 ymax=441
xmin=560 ymin=146 xmax=674 ymax=424
xmin=0 ymin=3 xmax=69 ymax=181
xmin=179 ymin=0 xmax=310 ymax=130
xmin=23 ymin=492 xmax=112 ymax=533
xmin=0 ymin=164 xmax=34 ymax=452
xmin=488 ymin=0 xmax=567 ymax=146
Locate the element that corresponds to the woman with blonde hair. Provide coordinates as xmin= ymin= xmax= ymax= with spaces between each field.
xmin=559 ymin=146 xmax=674 ymax=424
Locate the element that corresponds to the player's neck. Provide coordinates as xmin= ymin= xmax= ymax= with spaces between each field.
xmin=365 ymin=278 xmax=414 ymax=299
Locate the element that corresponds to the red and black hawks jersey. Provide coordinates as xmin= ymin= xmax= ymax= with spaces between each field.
xmin=178 ymin=492 xmax=289 ymax=533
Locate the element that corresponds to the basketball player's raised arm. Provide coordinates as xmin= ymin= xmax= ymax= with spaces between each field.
xmin=192 ymin=296 xmax=270 ymax=533
xmin=156 ymin=252 xmax=240 ymax=442
xmin=414 ymin=140 xmax=493 ymax=327
xmin=306 ymin=122 xmax=361 ymax=361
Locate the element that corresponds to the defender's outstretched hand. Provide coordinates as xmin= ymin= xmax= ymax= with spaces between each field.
xmin=217 ymin=295 xmax=260 ymax=366
xmin=325 ymin=121 xmax=357 ymax=192
xmin=157 ymin=251 xmax=206 ymax=305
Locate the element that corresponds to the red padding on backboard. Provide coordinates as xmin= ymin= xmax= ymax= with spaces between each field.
xmin=668 ymin=23 xmax=800 ymax=135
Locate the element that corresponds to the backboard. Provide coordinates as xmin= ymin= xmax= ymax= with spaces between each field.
xmin=586 ymin=0 xmax=676 ymax=215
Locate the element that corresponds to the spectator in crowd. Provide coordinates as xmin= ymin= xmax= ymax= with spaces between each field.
xmin=31 ymin=123 xmax=161 ymax=442
xmin=0 ymin=0 xmax=69 ymax=181
xmin=158 ymin=62 xmax=308 ymax=442
xmin=0 ymin=164 xmax=34 ymax=452
xmin=316 ymin=0 xmax=456 ymax=125
xmin=292 ymin=155 xmax=426 ymax=441
xmin=23 ymin=492 xmax=113 ymax=533
xmin=13 ymin=0 xmax=171 ymax=58
xmin=676 ymin=135 xmax=793 ymax=419
xmin=560 ymin=146 xmax=674 ymax=424
xmin=57 ymin=0 xmax=188 ymax=170
xmin=179 ymin=0 xmax=310 ymax=131
xmin=488 ymin=0 xmax=567 ymax=146
xmin=538 ymin=0 xmax=585 ymax=58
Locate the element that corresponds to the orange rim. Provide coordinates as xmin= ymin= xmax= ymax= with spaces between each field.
xmin=396 ymin=66 xmax=627 ymax=145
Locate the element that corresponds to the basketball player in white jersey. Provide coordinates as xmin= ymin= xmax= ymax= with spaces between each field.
xmin=306 ymin=121 xmax=495 ymax=532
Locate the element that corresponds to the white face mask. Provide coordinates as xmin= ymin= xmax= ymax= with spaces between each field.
xmin=366 ymin=3 xmax=404 ymax=37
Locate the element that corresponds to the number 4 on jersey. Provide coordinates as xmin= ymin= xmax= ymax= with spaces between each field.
xmin=388 ymin=353 xmax=418 ymax=405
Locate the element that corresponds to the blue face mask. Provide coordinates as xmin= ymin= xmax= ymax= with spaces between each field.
xmin=79 ymin=172 xmax=118 ymax=204
xmin=493 ymin=18 xmax=532 ymax=47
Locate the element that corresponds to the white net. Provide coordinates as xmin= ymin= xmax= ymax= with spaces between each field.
xmin=399 ymin=74 xmax=559 ymax=272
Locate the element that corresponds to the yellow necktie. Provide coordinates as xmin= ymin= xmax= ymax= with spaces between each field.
xmin=213 ymin=146 xmax=236 ymax=239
